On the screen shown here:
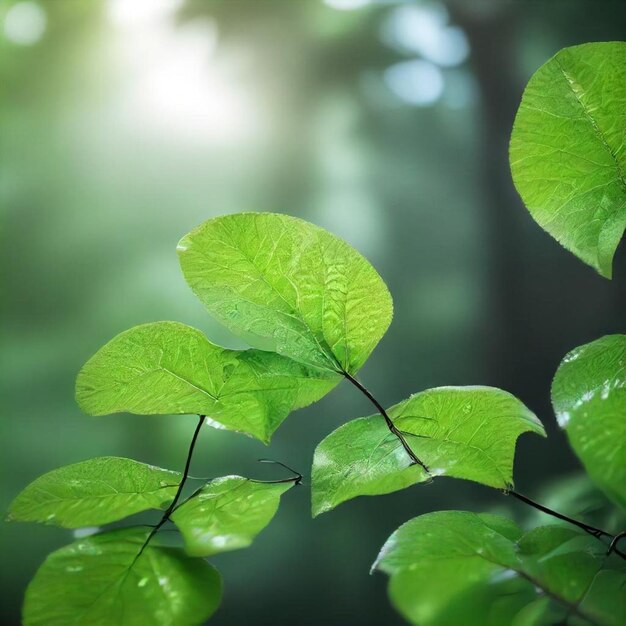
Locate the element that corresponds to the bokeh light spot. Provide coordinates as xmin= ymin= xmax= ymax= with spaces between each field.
xmin=382 ymin=3 xmax=469 ymax=67
xmin=323 ymin=0 xmax=371 ymax=11
xmin=3 ymin=1 xmax=46 ymax=46
xmin=384 ymin=59 xmax=444 ymax=106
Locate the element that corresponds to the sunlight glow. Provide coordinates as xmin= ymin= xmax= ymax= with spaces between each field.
xmin=3 ymin=1 xmax=46 ymax=46
xmin=107 ymin=0 xmax=258 ymax=145
xmin=107 ymin=0 xmax=184 ymax=27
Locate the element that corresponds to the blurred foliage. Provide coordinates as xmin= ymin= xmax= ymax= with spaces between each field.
xmin=2 ymin=1 xmax=626 ymax=624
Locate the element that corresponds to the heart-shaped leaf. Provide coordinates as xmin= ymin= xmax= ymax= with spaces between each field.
xmin=23 ymin=528 xmax=221 ymax=626
xmin=7 ymin=457 xmax=180 ymax=528
xmin=311 ymin=386 xmax=545 ymax=515
xmin=171 ymin=476 xmax=293 ymax=557
xmin=177 ymin=213 xmax=393 ymax=374
xmin=76 ymin=321 xmax=339 ymax=443
xmin=510 ymin=42 xmax=626 ymax=278
xmin=552 ymin=334 xmax=626 ymax=509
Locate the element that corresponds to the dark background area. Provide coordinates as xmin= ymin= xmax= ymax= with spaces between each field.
xmin=2 ymin=1 xmax=625 ymax=624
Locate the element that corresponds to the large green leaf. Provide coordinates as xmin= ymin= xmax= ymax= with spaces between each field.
xmin=7 ymin=457 xmax=180 ymax=528
xmin=552 ymin=335 xmax=626 ymax=509
xmin=510 ymin=42 xmax=626 ymax=278
xmin=311 ymin=386 xmax=545 ymax=515
xmin=373 ymin=512 xmax=529 ymax=626
xmin=23 ymin=528 xmax=222 ymax=626
xmin=171 ymin=476 xmax=293 ymax=556
xmin=177 ymin=213 xmax=393 ymax=374
xmin=76 ymin=321 xmax=339 ymax=443
xmin=374 ymin=512 xmax=624 ymax=626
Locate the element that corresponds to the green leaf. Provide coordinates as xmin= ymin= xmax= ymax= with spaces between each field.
xmin=171 ymin=476 xmax=293 ymax=556
xmin=373 ymin=512 xmax=530 ymax=626
xmin=577 ymin=569 xmax=626 ymax=626
xmin=516 ymin=526 xmax=606 ymax=605
xmin=177 ymin=213 xmax=393 ymax=374
xmin=510 ymin=597 xmax=566 ymax=626
xmin=311 ymin=386 xmax=545 ymax=515
xmin=76 ymin=321 xmax=339 ymax=443
xmin=7 ymin=457 xmax=180 ymax=528
xmin=510 ymin=42 xmax=626 ymax=278
xmin=374 ymin=512 xmax=624 ymax=626
xmin=552 ymin=334 xmax=626 ymax=508
xmin=311 ymin=415 xmax=429 ymax=516
xmin=389 ymin=569 xmax=536 ymax=626
xmin=23 ymin=528 xmax=222 ymax=626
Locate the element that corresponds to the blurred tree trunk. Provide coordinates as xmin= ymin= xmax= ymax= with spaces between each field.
xmin=452 ymin=4 xmax=527 ymax=389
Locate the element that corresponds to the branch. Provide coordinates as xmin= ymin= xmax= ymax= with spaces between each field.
xmin=508 ymin=490 xmax=626 ymax=559
xmin=343 ymin=372 xmax=625 ymax=560
xmin=343 ymin=371 xmax=431 ymax=475
xmin=136 ymin=414 xmax=205 ymax=559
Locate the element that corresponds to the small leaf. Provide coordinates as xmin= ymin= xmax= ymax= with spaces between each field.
xmin=7 ymin=457 xmax=180 ymax=528
xmin=177 ymin=213 xmax=393 ymax=374
xmin=552 ymin=334 xmax=626 ymax=509
xmin=311 ymin=386 xmax=545 ymax=515
xmin=374 ymin=513 xmax=624 ymax=626
xmin=23 ymin=528 xmax=222 ymax=626
xmin=76 ymin=321 xmax=339 ymax=443
xmin=171 ymin=476 xmax=293 ymax=556
xmin=510 ymin=42 xmax=626 ymax=278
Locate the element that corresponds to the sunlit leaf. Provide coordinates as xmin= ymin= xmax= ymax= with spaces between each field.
xmin=552 ymin=334 xmax=626 ymax=508
xmin=311 ymin=386 xmax=545 ymax=515
xmin=23 ymin=528 xmax=221 ymax=626
xmin=374 ymin=512 xmax=624 ymax=626
xmin=171 ymin=476 xmax=293 ymax=557
xmin=311 ymin=415 xmax=429 ymax=516
xmin=510 ymin=42 xmax=626 ymax=278
xmin=76 ymin=321 xmax=339 ymax=443
xmin=7 ymin=457 xmax=180 ymax=528
xmin=177 ymin=213 xmax=393 ymax=374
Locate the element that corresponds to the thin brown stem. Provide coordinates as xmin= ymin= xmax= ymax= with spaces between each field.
xmin=135 ymin=414 xmax=205 ymax=559
xmin=343 ymin=371 xmax=431 ymax=475
xmin=343 ymin=371 xmax=625 ymax=560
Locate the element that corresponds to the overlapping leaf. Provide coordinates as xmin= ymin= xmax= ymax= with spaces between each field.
xmin=552 ymin=334 xmax=626 ymax=508
xmin=312 ymin=386 xmax=545 ymax=515
xmin=373 ymin=511 xmax=625 ymax=626
xmin=76 ymin=322 xmax=339 ymax=443
xmin=23 ymin=528 xmax=222 ymax=626
xmin=171 ymin=476 xmax=293 ymax=556
xmin=177 ymin=212 xmax=393 ymax=374
xmin=510 ymin=42 xmax=626 ymax=278
xmin=7 ymin=457 xmax=180 ymax=528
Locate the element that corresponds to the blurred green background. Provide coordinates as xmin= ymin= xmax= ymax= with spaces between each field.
xmin=2 ymin=1 xmax=625 ymax=624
